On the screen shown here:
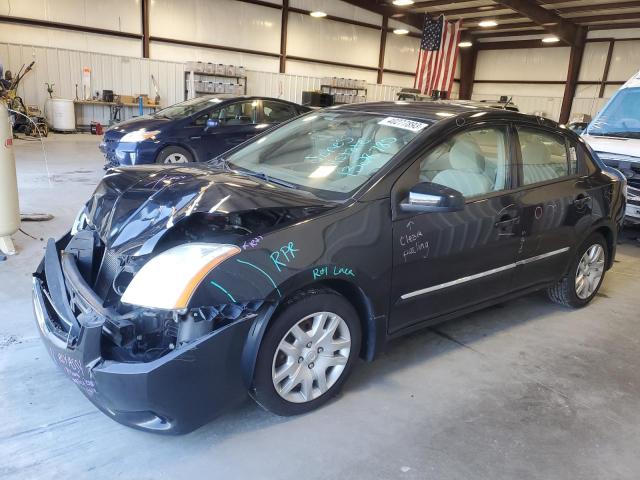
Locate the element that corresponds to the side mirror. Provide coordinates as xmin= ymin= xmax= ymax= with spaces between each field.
xmin=400 ymin=182 xmax=465 ymax=213
xmin=204 ymin=118 xmax=219 ymax=131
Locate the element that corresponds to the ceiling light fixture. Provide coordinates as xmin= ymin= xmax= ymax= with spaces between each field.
xmin=392 ymin=0 xmax=415 ymax=5
xmin=542 ymin=36 xmax=560 ymax=43
xmin=393 ymin=28 xmax=409 ymax=35
xmin=459 ymin=41 xmax=473 ymax=47
xmin=310 ymin=11 xmax=327 ymax=18
xmin=478 ymin=19 xmax=498 ymax=27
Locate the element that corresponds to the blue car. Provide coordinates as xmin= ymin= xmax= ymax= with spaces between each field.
xmin=99 ymin=96 xmax=310 ymax=167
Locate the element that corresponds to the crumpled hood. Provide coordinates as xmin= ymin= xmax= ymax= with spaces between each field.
xmin=86 ymin=164 xmax=331 ymax=256
xmin=582 ymin=135 xmax=640 ymax=162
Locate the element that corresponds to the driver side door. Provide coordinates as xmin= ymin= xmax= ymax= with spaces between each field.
xmin=210 ymin=100 xmax=260 ymax=156
xmin=389 ymin=124 xmax=523 ymax=333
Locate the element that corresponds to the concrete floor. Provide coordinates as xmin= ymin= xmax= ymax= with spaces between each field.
xmin=1 ymin=133 xmax=640 ymax=480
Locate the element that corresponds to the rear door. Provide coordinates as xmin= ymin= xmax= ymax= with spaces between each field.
xmin=261 ymin=100 xmax=301 ymax=127
xmin=510 ymin=125 xmax=598 ymax=290
xmin=389 ymin=124 xmax=523 ymax=333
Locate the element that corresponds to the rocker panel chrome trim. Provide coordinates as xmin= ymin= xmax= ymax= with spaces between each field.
xmin=400 ymin=247 xmax=570 ymax=300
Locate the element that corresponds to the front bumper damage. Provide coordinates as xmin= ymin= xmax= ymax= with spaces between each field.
xmin=33 ymin=236 xmax=265 ymax=434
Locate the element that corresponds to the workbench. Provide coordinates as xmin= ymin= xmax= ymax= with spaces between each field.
xmin=73 ymin=100 xmax=159 ymax=127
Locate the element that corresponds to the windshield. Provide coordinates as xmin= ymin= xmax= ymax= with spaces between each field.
xmin=586 ymin=87 xmax=640 ymax=138
xmin=153 ymin=96 xmax=222 ymax=120
xmin=223 ymin=111 xmax=429 ymax=199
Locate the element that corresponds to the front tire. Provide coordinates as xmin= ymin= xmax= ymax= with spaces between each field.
xmin=547 ymin=233 xmax=607 ymax=308
xmin=252 ymin=289 xmax=361 ymax=416
xmin=156 ymin=145 xmax=193 ymax=164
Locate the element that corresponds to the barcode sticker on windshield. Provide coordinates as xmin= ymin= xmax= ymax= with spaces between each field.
xmin=378 ymin=117 xmax=429 ymax=132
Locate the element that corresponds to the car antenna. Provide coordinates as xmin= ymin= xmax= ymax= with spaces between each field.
xmin=504 ymin=96 xmax=513 ymax=110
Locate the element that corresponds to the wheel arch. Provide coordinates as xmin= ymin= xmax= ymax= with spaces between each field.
xmin=240 ymin=278 xmax=382 ymax=390
xmin=592 ymin=224 xmax=616 ymax=270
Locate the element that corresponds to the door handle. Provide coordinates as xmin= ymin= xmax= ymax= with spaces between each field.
xmin=494 ymin=215 xmax=520 ymax=236
xmin=574 ymin=195 xmax=592 ymax=208
xmin=189 ymin=136 xmax=202 ymax=140
xmin=494 ymin=215 xmax=520 ymax=228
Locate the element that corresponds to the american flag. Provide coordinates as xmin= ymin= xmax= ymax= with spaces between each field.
xmin=414 ymin=15 xmax=462 ymax=97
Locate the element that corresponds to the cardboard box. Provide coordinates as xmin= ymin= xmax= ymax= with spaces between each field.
xmin=118 ymin=95 xmax=136 ymax=104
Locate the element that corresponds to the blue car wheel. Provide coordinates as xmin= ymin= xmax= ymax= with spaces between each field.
xmin=157 ymin=146 xmax=194 ymax=164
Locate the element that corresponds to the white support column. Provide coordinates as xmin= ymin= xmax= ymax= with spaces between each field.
xmin=0 ymin=101 xmax=20 ymax=255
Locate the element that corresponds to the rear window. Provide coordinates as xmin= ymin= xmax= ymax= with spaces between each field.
xmin=517 ymin=127 xmax=569 ymax=185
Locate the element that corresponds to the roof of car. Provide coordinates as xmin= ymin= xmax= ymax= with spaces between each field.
xmin=198 ymin=95 xmax=301 ymax=106
xmin=334 ymin=100 xmax=532 ymax=124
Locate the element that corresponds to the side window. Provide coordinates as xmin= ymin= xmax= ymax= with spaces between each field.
xmin=417 ymin=127 xmax=509 ymax=198
xmin=193 ymin=108 xmax=219 ymax=127
xmin=216 ymin=101 xmax=257 ymax=126
xmin=517 ymin=127 xmax=569 ymax=185
xmin=263 ymin=101 xmax=298 ymax=123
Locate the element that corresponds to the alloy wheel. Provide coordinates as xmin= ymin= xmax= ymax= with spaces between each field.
xmin=163 ymin=153 xmax=188 ymax=164
xmin=575 ymin=244 xmax=605 ymax=300
xmin=272 ymin=312 xmax=351 ymax=403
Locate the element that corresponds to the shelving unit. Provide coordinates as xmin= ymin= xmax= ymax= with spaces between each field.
xmin=320 ymin=84 xmax=367 ymax=105
xmin=185 ymin=71 xmax=247 ymax=100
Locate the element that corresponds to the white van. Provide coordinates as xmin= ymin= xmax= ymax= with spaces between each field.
xmin=583 ymin=70 xmax=640 ymax=223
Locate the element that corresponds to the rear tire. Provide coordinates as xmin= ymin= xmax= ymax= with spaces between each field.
xmin=547 ymin=233 xmax=607 ymax=308
xmin=156 ymin=146 xmax=193 ymax=164
xmin=251 ymin=289 xmax=361 ymax=416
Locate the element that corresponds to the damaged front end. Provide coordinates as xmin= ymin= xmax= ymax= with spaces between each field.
xmin=33 ymin=232 xmax=267 ymax=434
xmin=33 ymin=165 xmax=333 ymax=433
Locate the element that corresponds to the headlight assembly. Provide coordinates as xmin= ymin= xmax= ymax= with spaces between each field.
xmin=120 ymin=129 xmax=161 ymax=143
xmin=120 ymin=243 xmax=241 ymax=310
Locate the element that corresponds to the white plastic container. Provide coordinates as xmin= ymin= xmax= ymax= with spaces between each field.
xmin=45 ymin=98 xmax=75 ymax=131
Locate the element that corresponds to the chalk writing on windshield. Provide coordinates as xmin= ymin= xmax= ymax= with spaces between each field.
xmin=305 ymin=136 xmax=398 ymax=177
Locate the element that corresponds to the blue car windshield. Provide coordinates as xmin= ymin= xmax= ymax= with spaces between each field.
xmin=586 ymin=87 xmax=640 ymax=138
xmin=224 ymin=111 xmax=430 ymax=199
xmin=153 ymin=96 xmax=222 ymax=120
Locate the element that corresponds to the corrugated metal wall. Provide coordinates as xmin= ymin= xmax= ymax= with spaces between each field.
xmin=0 ymin=42 xmax=186 ymax=125
xmin=1 ymin=41 xmax=408 ymax=127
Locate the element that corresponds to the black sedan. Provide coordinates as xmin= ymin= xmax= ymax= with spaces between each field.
xmin=99 ymin=96 xmax=310 ymax=168
xmin=34 ymin=101 xmax=625 ymax=434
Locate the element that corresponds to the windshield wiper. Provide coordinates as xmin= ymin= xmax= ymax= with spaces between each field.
xmin=589 ymin=131 xmax=640 ymax=139
xmin=234 ymin=170 xmax=299 ymax=189
xmin=208 ymin=155 xmax=232 ymax=171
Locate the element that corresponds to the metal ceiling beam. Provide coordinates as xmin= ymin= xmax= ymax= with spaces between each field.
xmin=554 ymin=1 xmax=640 ymax=15
xmin=568 ymin=12 xmax=640 ymax=23
xmin=411 ymin=0 xmax=485 ymax=8
xmin=491 ymin=0 xmax=583 ymax=46
xmin=467 ymin=20 xmax=538 ymax=31
xmin=471 ymin=28 xmax=545 ymax=38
